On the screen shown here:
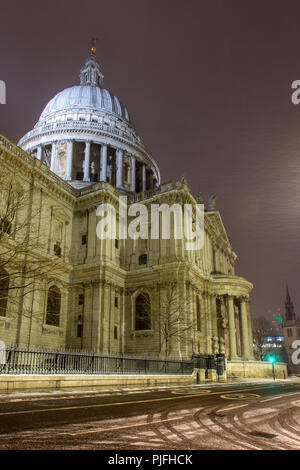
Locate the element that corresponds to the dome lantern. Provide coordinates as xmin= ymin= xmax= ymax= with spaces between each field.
xmin=80 ymin=39 xmax=104 ymax=87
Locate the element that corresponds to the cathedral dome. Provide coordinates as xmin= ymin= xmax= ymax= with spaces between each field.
xmin=18 ymin=41 xmax=160 ymax=192
xmin=39 ymin=85 xmax=131 ymax=123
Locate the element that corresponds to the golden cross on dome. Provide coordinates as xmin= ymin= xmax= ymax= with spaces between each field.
xmin=90 ymin=38 xmax=97 ymax=55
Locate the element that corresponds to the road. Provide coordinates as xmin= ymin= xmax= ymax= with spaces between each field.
xmin=1 ymin=380 xmax=300 ymax=450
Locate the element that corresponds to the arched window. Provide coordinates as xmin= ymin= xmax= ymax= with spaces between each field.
xmin=0 ymin=268 xmax=9 ymax=317
xmin=135 ymin=293 xmax=151 ymax=330
xmin=46 ymin=286 xmax=61 ymax=327
xmin=196 ymin=296 xmax=201 ymax=331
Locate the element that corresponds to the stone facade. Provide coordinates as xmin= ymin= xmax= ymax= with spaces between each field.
xmin=0 ymin=134 xmax=254 ymax=362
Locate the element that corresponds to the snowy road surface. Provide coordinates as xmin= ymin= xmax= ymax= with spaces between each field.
xmin=0 ymin=380 xmax=300 ymax=449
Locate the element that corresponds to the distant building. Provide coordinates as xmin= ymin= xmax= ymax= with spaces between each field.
xmin=282 ymin=286 xmax=300 ymax=375
xmin=252 ymin=312 xmax=287 ymax=363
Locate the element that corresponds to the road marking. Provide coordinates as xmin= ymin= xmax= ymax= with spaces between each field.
xmin=221 ymin=393 xmax=260 ymax=400
xmin=68 ymin=415 xmax=189 ymax=436
xmin=260 ymin=396 xmax=283 ymax=402
xmin=217 ymin=404 xmax=249 ymax=413
xmin=291 ymin=400 xmax=300 ymax=408
xmin=0 ymin=386 xmax=285 ymax=417
xmin=258 ymin=391 xmax=300 ymax=403
xmin=171 ymin=389 xmax=211 ymax=395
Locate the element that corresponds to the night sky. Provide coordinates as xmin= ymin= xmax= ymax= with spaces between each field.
xmin=1 ymin=0 xmax=300 ymax=320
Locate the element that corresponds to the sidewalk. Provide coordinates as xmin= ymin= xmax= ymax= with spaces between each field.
xmin=0 ymin=375 xmax=297 ymax=398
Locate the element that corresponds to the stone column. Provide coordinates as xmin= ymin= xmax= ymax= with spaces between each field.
xmin=247 ymin=300 xmax=255 ymax=359
xmin=83 ymin=141 xmax=91 ymax=182
xmin=120 ymin=288 xmax=125 ymax=354
xmin=131 ymin=155 xmax=136 ymax=192
xmin=66 ymin=140 xmax=73 ymax=181
xmin=116 ymin=149 xmax=123 ymax=188
xmin=101 ymin=283 xmax=111 ymax=354
xmin=99 ymin=281 xmax=105 ymax=352
xmin=100 ymin=144 xmax=107 ymax=181
xmin=36 ymin=145 xmax=42 ymax=161
xmin=142 ymin=164 xmax=146 ymax=192
xmin=82 ymin=282 xmax=93 ymax=350
xmin=210 ymin=294 xmax=219 ymax=354
xmin=86 ymin=208 xmax=96 ymax=262
xmin=184 ymin=281 xmax=192 ymax=358
xmin=204 ymin=292 xmax=212 ymax=354
xmin=240 ymin=297 xmax=250 ymax=360
xmin=228 ymin=295 xmax=237 ymax=360
xmin=50 ymin=142 xmax=56 ymax=172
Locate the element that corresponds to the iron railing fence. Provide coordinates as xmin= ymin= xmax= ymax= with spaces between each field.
xmin=0 ymin=346 xmax=197 ymax=375
xmin=192 ymin=353 xmax=226 ymax=377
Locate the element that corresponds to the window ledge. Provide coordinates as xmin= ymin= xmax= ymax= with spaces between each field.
xmin=131 ymin=329 xmax=154 ymax=338
xmin=42 ymin=324 xmax=63 ymax=336
xmin=0 ymin=317 xmax=10 ymax=329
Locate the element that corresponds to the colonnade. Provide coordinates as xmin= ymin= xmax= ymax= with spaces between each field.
xmin=209 ymin=294 xmax=253 ymax=360
xmin=34 ymin=140 xmax=154 ymax=192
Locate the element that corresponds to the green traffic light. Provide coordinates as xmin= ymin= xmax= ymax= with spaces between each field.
xmin=268 ymin=357 xmax=275 ymax=363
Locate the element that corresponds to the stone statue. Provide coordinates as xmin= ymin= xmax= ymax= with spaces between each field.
xmin=181 ymin=175 xmax=187 ymax=185
xmin=44 ymin=149 xmax=51 ymax=168
xmin=56 ymin=145 xmax=66 ymax=176
xmin=197 ymin=193 xmax=203 ymax=204
xmin=208 ymin=194 xmax=216 ymax=211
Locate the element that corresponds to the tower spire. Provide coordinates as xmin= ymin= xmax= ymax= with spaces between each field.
xmin=285 ymin=284 xmax=296 ymax=321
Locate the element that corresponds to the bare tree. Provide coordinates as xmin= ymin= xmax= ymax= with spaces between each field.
xmin=158 ymin=278 xmax=195 ymax=358
xmin=252 ymin=317 xmax=271 ymax=361
xmin=134 ymin=269 xmax=195 ymax=359
xmin=0 ymin=158 xmax=68 ymax=344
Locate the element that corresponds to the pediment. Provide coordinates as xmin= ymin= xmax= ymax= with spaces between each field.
xmin=205 ymin=211 xmax=231 ymax=245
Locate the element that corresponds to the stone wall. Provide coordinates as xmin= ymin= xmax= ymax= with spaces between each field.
xmin=0 ymin=373 xmax=197 ymax=392
xmin=227 ymin=360 xmax=288 ymax=379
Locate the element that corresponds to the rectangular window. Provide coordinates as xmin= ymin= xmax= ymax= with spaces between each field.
xmin=77 ymin=324 xmax=83 ymax=338
xmin=54 ymin=243 xmax=62 ymax=258
xmin=0 ymin=218 xmax=11 ymax=235
xmin=115 ymin=297 xmax=118 ymax=308
xmin=139 ymin=254 xmax=147 ymax=265
xmin=78 ymin=294 xmax=85 ymax=306
xmin=115 ymin=239 xmax=119 ymax=249
xmin=114 ymin=325 xmax=118 ymax=339
xmin=81 ymin=234 xmax=87 ymax=245
xmin=287 ymin=328 xmax=293 ymax=337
